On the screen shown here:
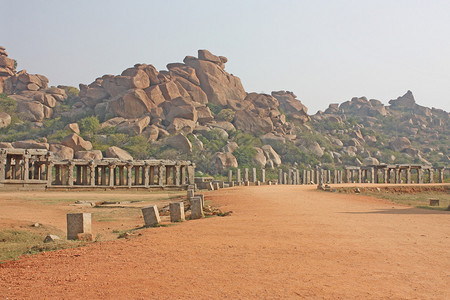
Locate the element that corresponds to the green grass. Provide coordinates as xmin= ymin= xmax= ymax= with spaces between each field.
xmin=362 ymin=191 xmax=450 ymax=210
xmin=0 ymin=226 xmax=83 ymax=263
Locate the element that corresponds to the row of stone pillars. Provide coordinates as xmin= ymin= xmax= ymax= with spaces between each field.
xmin=227 ymin=168 xmax=266 ymax=184
xmin=50 ymin=163 xmax=195 ymax=187
xmin=224 ymin=166 xmax=447 ymax=186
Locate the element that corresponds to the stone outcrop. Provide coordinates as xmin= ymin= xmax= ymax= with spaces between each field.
xmin=0 ymin=112 xmax=11 ymax=128
xmin=166 ymin=134 xmax=192 ymax=153
xmin=272 ymin=91 xmax=310 ymax=123
xmin=75 ymin=150 xmax=103 ymax=160
xmin=61 ymin=134 xmax=93 ymax=152
xmin=214 ymin=152 xmax=238 ymax=171
xmin=49 ymin=144 xmax=74 ymax=160
xmin=105 ymin=146 xmax=132 ymax=160
xmin=389 ymin=137 xmax=412 ymax=152
xmin=11 ymin=140 xmax=49 ymax=150
xmin=0 ymin=47 xmax=67 ymax=122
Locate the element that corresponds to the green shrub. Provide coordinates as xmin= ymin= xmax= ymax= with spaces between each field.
xmin=206 ymin=103 xmax=221 ymax=115
xmin=78 ymin=116 xmax=100 ymax=137
xmin=233 ymin=145 xmax=256 ymax=167
xmin=216 ymin=109 xmax=235 ymax=122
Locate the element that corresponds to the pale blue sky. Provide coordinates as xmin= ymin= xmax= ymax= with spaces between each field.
xmin=2 ymin=0 xmax=449 ymax=113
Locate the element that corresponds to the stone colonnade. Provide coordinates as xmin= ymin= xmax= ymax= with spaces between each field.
xmin=224 ymin=164 xmax=448 ymax=186
xmin=0 ymin=149 xmax=194 ymax=189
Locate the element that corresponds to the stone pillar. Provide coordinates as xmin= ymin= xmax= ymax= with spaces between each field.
xmin=278 ymin=169 xmax=283 ymax=184
xmin=0 ymin=153 xmax=6 ymax=182
xmin=170 ymin=202 xmax=185 ymax=222
xmin=438 ymin=168 xmax=444 ymax=183
xmin=252 ymin=168 xmax=257 ymax=183
xmin=187 ymin=165 xmax=195 ymax=185
xmin=395 ymin=168 xmax=400 ymax=184
xmin=109 ymin=165 xmax=115 ymax=187
xmin=176 ymin=166 xmax=181 ymax=185
xmin=46 ymin=162 xmax=53 ymax=186
xmin=136 ymin=166 xmax=141 ymax=186
xmin=244 ymin=168 xmax=249 ymax=182
xmin=228 ymin=169 xmax=233 ymax=183
xmin=174 ymin=165 xmax=180 ymax=186
xmin=406 ymin=167 xmax=411 ymax=184
xmin=418 ymin=168 xmax=423 ymax=184
xmin=100 ymin=166 xmax=106 ymax=186
xmin=237 ymin=169 xmax=241 ymax=183
xmin=82 ymin=166 xmax=88 ymax=185
xmin=158 ymin=165 xmax=165 ymax=186
xmin=142 ymin=205 xmax=160 ymax=227
xmin=144 ymin=165 xmax=150 ymax=187
xmin=302 ymin=170 xmax=307 ymax=184
xmin=315 ymin=168 xmax=320 ymax=184
xmin=68 ymin=164 xmax=74 ymax=186
xmin=357 ymin=169 xmax=362 ymax=184
xmin=190 ymin=197 xmax=204 ymax=219
xmin=369 ymin=167 xmax=375 ymax=184
xmin=23 ymin=156 xmax=29 ymax=182
xmin=261 ymin=169 xmax=266 ymax=183
xmin=283 ymin=172 xmax=288 ymax=185
xmin=288 ymin=169 xmax=293 ymax=185
xmin=128 ymin=165 xmax=133 ymax=188
xmin=306 ymin=170 xmax=311 ymax=184
xmin=75 ymin=166 xmax=81 ymax=185
xmin=89 ymin=164 xmax=96 ymax=186
xmin=429 ymin=169 xmax=434 ymax=183
xmin=67 ymin=213 xmax=92 ymax=240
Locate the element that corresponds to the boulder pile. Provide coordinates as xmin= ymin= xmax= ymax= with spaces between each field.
xmin=0 ymin=46 xmax=68 ymax=122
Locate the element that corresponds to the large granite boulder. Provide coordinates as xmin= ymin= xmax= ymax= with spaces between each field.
xmin=166 ymin=134 xmax=192 ymax=153
xmin=252 ymin=147 xmax=267 ymax=167
xmin=184 ymin=50 xmax=246 ymax=107
xmin=261 ymin=145 xmax=282 ymax=166
xmin=167 ymin=118 xmax=195 ymax=134
xmin=109 ymin=89 xmax=154 ymax=119
xmin=75 ymin=150 xmax=103 ymax=160
xmin=389 ymin=137 xmax=412 ymax=152
xmin=49 ymin=144 xmax=74 ymax=160
xmin=61 ymin=133 xmax=93 ymax=152
xmin=116 ymin=116 xmax=150 ymax=136
xmin=105 ymin=146 xmax=133 ymax=160
xmin=271 ymin=91 xmax=310 ymax=123
xmin=233 ymin=110 xmax=273 ymax=134
xmin=0 ymin=112 xmax=11 ymax=128
xmin=12 ymin=140 xmax=49 ymax=150
xmin=214 ymin=152 xmax=238 ymax=171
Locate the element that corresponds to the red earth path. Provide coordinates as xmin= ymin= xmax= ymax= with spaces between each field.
xmin=1 ymin=185 xmax=449 ymax=299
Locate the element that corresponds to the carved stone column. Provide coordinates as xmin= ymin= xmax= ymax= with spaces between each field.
xmin=68 ymin=163 xmax=74 ymax=186
xmin=89 ymin=164 xmax=96 ymax=186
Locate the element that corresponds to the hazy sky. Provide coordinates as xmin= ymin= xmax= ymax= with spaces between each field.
xmin=2 ymin=0 xmax=449 ymax=113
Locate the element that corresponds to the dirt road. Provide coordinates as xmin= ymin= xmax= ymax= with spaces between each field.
xmin=1 ymin=185 xmax=449 ymax=299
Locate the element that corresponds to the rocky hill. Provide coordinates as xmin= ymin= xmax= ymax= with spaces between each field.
xmin=0 ymin=46 xmax=448 ymax=175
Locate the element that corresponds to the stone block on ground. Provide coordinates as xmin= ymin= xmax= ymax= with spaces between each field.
xmin=429 ymin=199 xmax=439 ymax=206
xmin=190 ymin=197 xmax=204 ymax=220
xmin=142 ymin=205 xmax=161 ymax=227
xmin=67 ymin=213 xmax=92 ymax=240
xmin=170 ymin=202 xmax=185 ymax=222
xmin=194 ymin=194 xmax=204 ymax=207
xmin=43 ymin=234 xmax=60 ymax=243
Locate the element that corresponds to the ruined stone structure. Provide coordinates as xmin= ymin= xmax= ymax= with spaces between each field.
xmin=0 ymin=148 xmax=194 ymax=190
xmin=224 ymin=164 xmax=448 ymax=187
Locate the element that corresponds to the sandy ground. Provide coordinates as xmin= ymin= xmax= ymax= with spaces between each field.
xmin=0 ymin=185 xmax=449 ymax=299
